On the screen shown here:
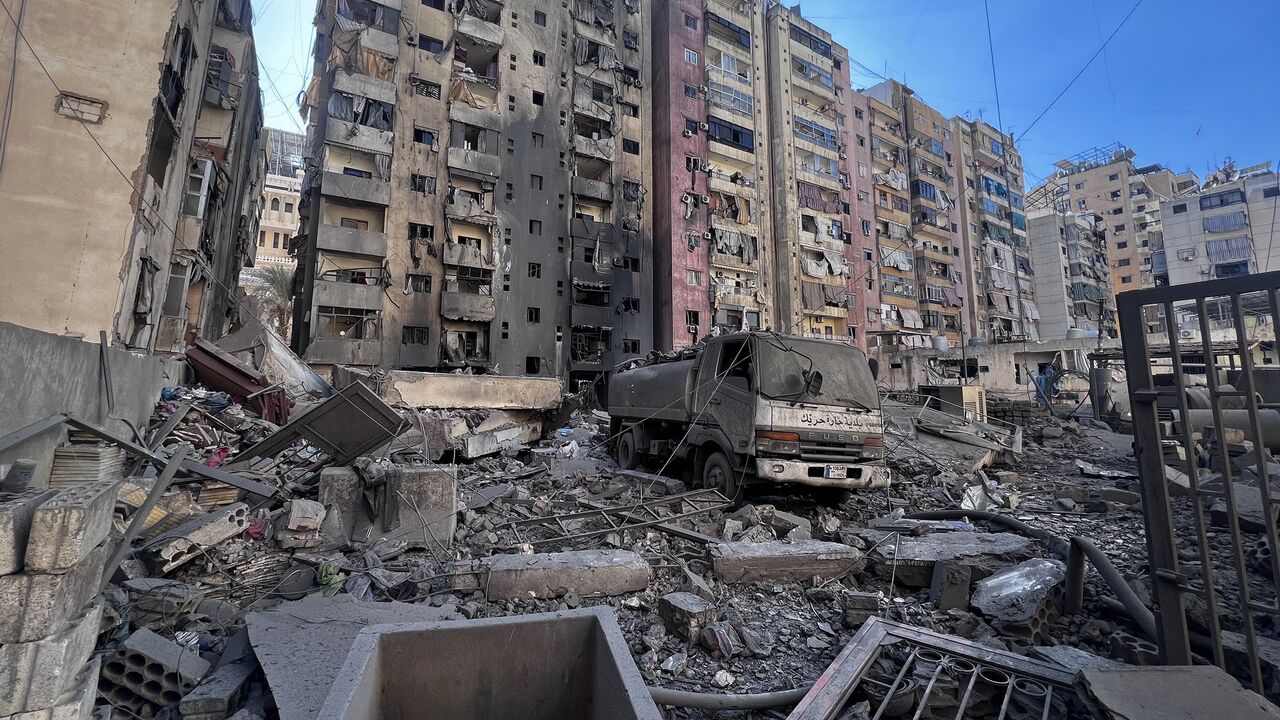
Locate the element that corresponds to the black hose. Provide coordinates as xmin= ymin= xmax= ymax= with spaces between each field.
xmin=904 ymin=510 xmax=1152 ymax=635
xmin=647 ymin=684 xmax=812 ymax=709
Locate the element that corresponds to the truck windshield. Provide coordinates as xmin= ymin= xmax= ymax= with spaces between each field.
xmin=757 ymin=338 xmax=879 ymax=410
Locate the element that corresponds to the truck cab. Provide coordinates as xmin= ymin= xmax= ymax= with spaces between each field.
xmin=608 ymin=332 xmax=888 ymax=498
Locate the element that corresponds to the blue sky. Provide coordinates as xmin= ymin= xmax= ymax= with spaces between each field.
xmin=253 ymin=0 xmax=1279 ymax=187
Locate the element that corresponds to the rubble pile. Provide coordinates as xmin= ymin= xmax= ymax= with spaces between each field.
xmin=4 ymin=367 xmax=1279 ymax=719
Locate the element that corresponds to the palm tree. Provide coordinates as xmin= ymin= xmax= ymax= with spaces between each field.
xmin=253 ymin=265 xmax=295 ymax=339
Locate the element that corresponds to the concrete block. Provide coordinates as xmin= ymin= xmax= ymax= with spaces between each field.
xmin=0 ymin=601 xmax=102 ymax=715
xmin=972 ymin=559 xmax=1065 ymax=624
xmin=710 ymin=540 xmax=865 ymax=584
xmin=122 ymin=578 xmax=205 ymax=627
xmin=319 ymin=466 xmax=456 ymax=551
xmin=24 ymin=479 xmax=119 ymax=572
xmin=658 ymin=592 xmax=716 ymax=639
xmin=1099 ymin=487 xmax=1140 ymax=505
xmin=841 ymin=590 xmax=880 ymax=627
xmin=180 ymin=659 xmax=256 ymax=720
xmin=461 ymin=549 xmax=651 ymax=600
xmin=1209 ymin=484 xmax=1280 ymax=534
xmin=0 ymin=656 xmax=100 ymax=720
xmin=100 ymin=627 xmax=211 ymax=708
xmin=142 ymin=503 xmax=247 ymax=573
xmin=0 ymin=489 xmax=57 ymax=575
xmin=928 ymin=559 xmax=972 ymax=611
xmin=0 ymin=543 xmax=106 ymax=644
xmin=854 ymin=529 xmax=1035 ymax=587
xmin=275 ymin=499 xmax=326 ymax=550
xmin=768 ymin=511 xmax=813 ymax=540
xmin=615 ymin=469 xmax=686 ymax=496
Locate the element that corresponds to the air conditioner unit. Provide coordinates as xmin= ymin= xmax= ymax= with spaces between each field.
xmin=700 ymin=195 xmax=711 ymax=203
xmin=683 ymin=192 xmax=695 ymax=203
xmin=634 ymin=79 xmax=644 ymax=88
xmin=687 ymin=324 xmax=698 ymax=334
xmin=699 ymin=122 xmax=709 ymax=131
xmin=408 ymin=72 xmax=423 ymax=85
xmin=682 ymin=129 xmax=694 ymax=137
xmin=840 ymin=179 xmax=851 ymax=189
xmin=699 ymin=85 xmax=708 ymax=94
xmin=1179 ymin=329 xmax=1194 ymax=339
xmin=839 ymin=151 xmax=848 ymax=159
xmin=702 ymin=231 xmax=714 ymax=240
xmin=714 ymin=270 xmax=725 ymax=278
xmin=406 ymin=35 xmax=417 ymax=46
xmin=746 ymin=279 xmax=757 ymax=288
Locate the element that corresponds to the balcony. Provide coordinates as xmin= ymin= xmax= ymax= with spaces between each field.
xmin=442 ymin=242 xmax=496 ymax=270
xmin=457 ymin=14 xmax=504 ymax=46
xmin=571 ymin=303 xmax=612 ymax=328
xmin=314 ymin=278 xmax=384 ymax=309
xmin=304 ymin=336 xmax=381 ymax=365
xmin=444 ymin=193 xmax=493 ymax=219
xmin=331 ymin=69 xmax=396 ymax=106
xmin=572 ymin=176 xmax=612 ymax=201
xmin=321 ymin=171 xmax=390 ymax=206
xmin=316 ymin=223 xmax=387 ymax=258
xmin=446 ymin=146 xmax=500 ymax=178
xmin=573 ymin=134 xmax=614 ymax=162
xmin=325 ymin=120 xmax=392 ymax=155
xmin=441 ymin=291 xmax=496 ymax=322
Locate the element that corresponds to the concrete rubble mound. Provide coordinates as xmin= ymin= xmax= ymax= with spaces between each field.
xmin=1 ymin=357 xmax=1277 ymax=719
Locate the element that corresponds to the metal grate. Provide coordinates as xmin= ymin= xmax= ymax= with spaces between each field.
xmin=1118 ymin=271 xmax=1280 ymax=695
xmin=787 ymin=618 xmax=1083 ymax=719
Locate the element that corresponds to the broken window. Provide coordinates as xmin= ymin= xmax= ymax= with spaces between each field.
xmin=528 ymin=262 xmax=542 ymax=278
xmin=413 ymin=81 xmax=442 ymax=99
xmin=410 ymin=174 xmax=436 ymax=194
xmin=181 ymin=158 xmax=212 ymax=218
xmin=54 ymin=93 xmax=105 ymax=123
xmin=623 ymin=138 xmax=639 ymax=154
xmin=405 ymin=274 xmax=431 ymax=293
xmin=419 ymin=34 xmax=445 ymax=53
xmin=622 ymin=338 xmax=639 ymax=354
xmin=620 ymin=101 xmax=639 ymax=117
xmin=316 ymin=306 xmax=379 ymax=339
xmin=533 ymin=51 xmax=546 ymax=66
xmin=340 ymin=217 xmax=369 ymax=230
xmin=620 ymin=297 xmax=640 ymax=313
xmin=409 ymin=223 xmax=434 ymax=240
xmin=401 ymin=326 xmax=431 ymax=345
xmin=527 ymin=307 xmax=541 ymax=323
xmin=573 ymin=281 xmax=611 ymax=306
xmin=526 ymin=357 xmax=541 ymax=374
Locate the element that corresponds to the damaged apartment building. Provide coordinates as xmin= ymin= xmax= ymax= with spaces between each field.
xmin=0 ymin=0 xmax=265 ymax=351
xmin=652 ymin=1 xmax=871 ymax=349
xmin=292 ymin=0 xmax=653 ymax=388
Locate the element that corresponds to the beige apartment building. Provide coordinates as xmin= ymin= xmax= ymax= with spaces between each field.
xmin=0 ymin=0 xmax=264 ymax=351
xmin=1026 ymin=143 xmax=1197 ymax=294
xmin=256 ymin=128 xmax=305 ymax=268
xmin=1027 ymin=210 xmax=1113 ymax=340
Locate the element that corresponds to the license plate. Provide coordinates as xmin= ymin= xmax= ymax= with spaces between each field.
xmin=825 ymin=465 xmax=848 ymax=480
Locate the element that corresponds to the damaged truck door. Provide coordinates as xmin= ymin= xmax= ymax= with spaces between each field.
xmin=607 ymin=332 xmax=889 ymax=497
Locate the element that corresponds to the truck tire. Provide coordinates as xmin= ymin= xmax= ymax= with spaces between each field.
xmin=702 ymin=451 xmax=739 ymax=500
xmin=616 ymin=430 xmax=640 ymax=470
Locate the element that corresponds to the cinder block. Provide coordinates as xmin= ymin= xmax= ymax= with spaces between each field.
xmin=658 ymin=592 xmax=717 ymax=639
xmin=0 ymin=489 xmax=57 ymax=575
xmin=710 ymin=540 xmax=865 ymax=584
xmin=0 ymin=543 xmax=106 ymax=643
xmin=179 ymin=659 xmax=255 ymax=720
xmin=24 ymin=479 xmax=119 ymax=572
xmin=142 ymin=503 xmax=247 ymax=573
xmin=456 ymin=549 xmax=651 ymax=600
xmin=841 ymin=590 xmax=880 ymax=627
xmin=1 ymin=656 xmax=101 ymax=720
xmin=0 ymin=601 xmax=103 ymax=715
xmin=100 ymin=627 xmax=211 ymax=708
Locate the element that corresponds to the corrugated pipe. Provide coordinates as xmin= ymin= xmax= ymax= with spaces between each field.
xmin=647 ymin=684 xmax=813 ymax=710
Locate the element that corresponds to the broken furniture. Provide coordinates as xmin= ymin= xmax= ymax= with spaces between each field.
xmin=316 ymin=608 xmax=662 ymax=720
xmin=786 ymin=618 xmax=1081 ymax=720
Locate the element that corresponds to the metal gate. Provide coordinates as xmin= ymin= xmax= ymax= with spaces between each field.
xmin=1119 ymin=271 xmax=1280 ymax=694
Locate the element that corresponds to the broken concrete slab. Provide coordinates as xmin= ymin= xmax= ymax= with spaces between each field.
xmin=972 ymin=558 xmax=1066 ymax=624
xmin=658 ymin=592 xmax=717 ymax=640
xmin=338 ymin=368 xmax=563 ymax=410
xmin=614 ymin=469 xmax=686 ymax=496
xmin=245 ymin=595 xmax=460 ymax=720
xmin=1210 ymin=483 xmax=1280 ymax=533
xmin=24 ymin=478 xmax=119 ymax=572
xmin=0 ymin=601 xmax=102 ymax=715
xmin=0 ymin=488 xmax=56 ymax=575
xmin=319 ymin=465 xmax=456 ymax=551
xmin=0 ymin=543 xmax=106 ymax=644
xmin=1081 ymin=665 xmax=1280 ymax=720
xmin=1030 ymin=645 xmax=1125 ymax=674
xmin=854 ymin=529 xmax=1035 ymax=587
xmin=453 ymin=549 xmax=651 ymax=600
xmin=710 ymin=540 xmax=864 ymax=584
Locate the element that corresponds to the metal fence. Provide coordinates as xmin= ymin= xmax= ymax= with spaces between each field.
xmin=1118 ymin=270 xmax=1280 ymax=693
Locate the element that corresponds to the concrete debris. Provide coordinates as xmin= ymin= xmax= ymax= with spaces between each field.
xmin=1082 ymin=665 xmax=1280 ymax=720
xmin=451 ymin=549 xmax=651 ymax=600
xmin=24 ymin=477 xmax=119 ymax=572
xmin=0 ymin=488 xmax=56 ymax=575
xmin=928 ymin=559 xmax=972 ymax=611
xmin=855 ymin=530 xmax=1035 ymax=587
xmin=319 ymin=465 xmax=456 ymax=551
xmin=971 ymin=559 xmax=1066 ymax=643
xmin=710 ymin=540 xmax=865 ymax=584
xmin=658 ymin=591 xmax=716 ymax=640
xmin=0 ymin=543 xmax=106 ymax=644
xmin=0 ymin=601 xmax=102 ymax=715
xmin=100 ymin=627 xmax=212 ymax=710
xmin=141 ymin=502 xmax=249 ymax=572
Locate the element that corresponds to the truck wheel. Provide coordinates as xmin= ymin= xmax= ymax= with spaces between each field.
xmin=702 ymin=451 xmax=739 ymax=500
xmin=616 ymin=431 xmax=640 ymax=470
